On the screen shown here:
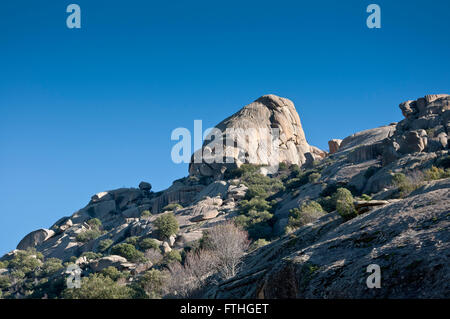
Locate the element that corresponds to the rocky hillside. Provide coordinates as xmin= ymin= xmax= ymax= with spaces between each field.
xmin=0 ymin=94 xmax=449 ymax=299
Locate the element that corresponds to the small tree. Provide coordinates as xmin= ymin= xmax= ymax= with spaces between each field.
xmin=165 ymin=223 xmax=250 ymax=297
xmin=154 ymin=213 xmax=179 ymax=240
xmin=205 ymin=222 xmax=250 ymax=279
xmin=166 ymin=262 xmax=195 ymax=298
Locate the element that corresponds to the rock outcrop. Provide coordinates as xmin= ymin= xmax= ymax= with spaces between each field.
xmin=189 ymin=95 xmax=325 ymax=178
xmin=17 ymin=229 xmax=55 ymax=250
xmin=328 ymin=139 xmax=342 ymax=154
xmin=383 ymin=94 xmax=450 ymax=164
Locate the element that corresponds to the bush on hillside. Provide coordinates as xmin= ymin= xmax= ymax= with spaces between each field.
xmin=87 ymin=218 xmax=102 ymax=228
xmin=111 ymin=243 xmax=146 ymax=263
xmin=286 ymin=201 xmax=325 ymax=232
xmin=140 ymin=210 xmax=151 ymax=219
xmin=101 ymin=266 xmax=125 ymax=281
xmin=424 ymin=166 xmax=450 ymax=181
xmin=62 ymin=274 xmax=134 ymax=299
xmin=162 ymin=203 xmax=183 ymax=211
xmin=162 ymin=250 xmax=182 ymax=266
xmin=98 ymin=239 xmax=114 ymax=252
xmin=333 ymin=188 xmax=357 ymax=220
xmin=76 ymin=229 xmax=103 ymax=243
xmin=154 ymin=213 xmax=179 ymax=240
xmin=39 ymin=258 xmax=63 ymax=277
xmin=139 ymin=238 xmax=160 ymax=251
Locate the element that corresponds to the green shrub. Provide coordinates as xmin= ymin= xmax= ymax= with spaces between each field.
xmin=392 ymin=173 xmax=416 ymax=197
xmin=80 ymin=251 xmax=102 ymax=261
xmin=308 ymin=172 xmax=321 ymax=183
xmin=39 ymin=258 xmax=63 ymax=276
xmin=361 ymin=194 xmax=372 ymax=201
xmin=336 ymin=199 xmax=356 ymax=220
xmin=140 ymin=210 xmax=151 ymax=219
xmin=316 ymin=187 xmax=357 ymax=213
xmin=239 ymin=198 xmax=271 ymax=214
xmin=154 ymin=213 xmax=179 ymax=240
xmin=246 ymin=184 xmax=269 ymax=199
xmin=0 ymin=261 xmax=8 ymax=269
xmin=101 ymin=266 xmax=124 ymax=281
xmin=163 ymin=250 xmax=182 ymax=265
xmin=316 ymin=196 xmax=334 ymax=212
xmin=289 ymin=164 xmax=301 ymax=176
xmin=125 ymin=236 xmax=140 ymax=246
xmin=333 ymin=188 xmax=356 ymax=220
xmin=286 ymin=173 xmax=309 ymax=189
xmin=234 ymin=214 xmax=252 ymax=229
xmin=76 ymin=229 xmax=102 ymax=243
xmin=286 ymin=169 xmax=321 ymax=190
xmin=247 ymin=210 xmax=273 ymax=224
xmin=0 ymin=275 xmax=11 ymax=289
xmin=278 ymin=162 xmax=288 ymax=171
xmin=11 ymin=269 xmax=25 ymax=279
xmin=287 ymin=201 xmax=325 ymax=231
xmin=332 ymin=187 xmax=353 ymax=205
xmin=320 ymin=183 xmax=345 ymax=197
xmin=98 ymin=239 xmax=114 ymax=252
xmin=227 ymin=164 xmax=284 ymax=199
xmin=8 ymin=249 xmax=42 ymax=274
xmin=242 ymin=175 xmax=284 ymax=199
xmin=249 ymin=238 xmax=270 ymax=251
xmin=424 ymin=166 xmax=450 ymax=181
xmin=224 ymin=164 xmax=261 ymax=179
xmin=62 ymin=274 xmax=134 ymax=299
xmin=87 ymin=218 xmax=102 ymax=228
xmin=162 ymin=203 xmax=183 ymax=211
xmin=111 ymin=243 xmax=146 ymax=263
xmin=139 ymin=238 xmax=160 ymax=251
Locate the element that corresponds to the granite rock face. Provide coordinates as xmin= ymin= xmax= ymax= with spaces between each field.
xmin=189 ymin=95 xmax=325 ymax=178
xmin=206 ymin=184 xmax=450 ymax=298
xmin=17 ymin=229 xmax=55 ymax=250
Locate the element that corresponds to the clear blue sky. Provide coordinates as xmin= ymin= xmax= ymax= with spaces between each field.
xmin=1 ymin=0 xmax=449 ymax=256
